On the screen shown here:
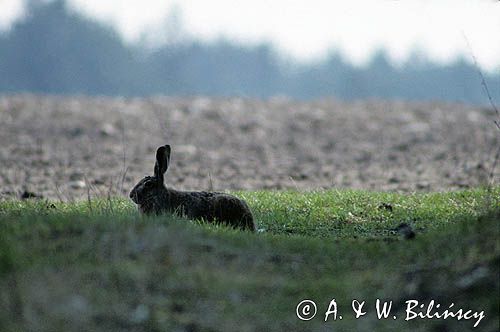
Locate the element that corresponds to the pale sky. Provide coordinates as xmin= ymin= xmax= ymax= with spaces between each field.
xmin=1 ymin=0 xmax=500 ymax=71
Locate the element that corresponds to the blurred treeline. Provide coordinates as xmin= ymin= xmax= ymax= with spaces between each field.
xmin=0 ymin=0 xmax=499 ymax=104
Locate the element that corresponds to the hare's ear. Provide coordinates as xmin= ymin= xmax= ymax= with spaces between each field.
xmin=154 ymin=145 xmax=171 ymax=182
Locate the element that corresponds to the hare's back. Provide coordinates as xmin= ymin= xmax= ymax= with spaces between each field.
xmin=184 ymin=191 xmax=255 ymax=231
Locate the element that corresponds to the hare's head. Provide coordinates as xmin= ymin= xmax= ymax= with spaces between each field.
xmin=129 ymin=145 xmax=170 ymax=205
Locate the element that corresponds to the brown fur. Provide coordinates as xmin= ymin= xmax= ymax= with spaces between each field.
xmin=130 ymin=145 xmax=256 ymax=231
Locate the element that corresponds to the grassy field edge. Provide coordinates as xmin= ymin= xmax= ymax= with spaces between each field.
xmin=0 ymin=187 xmax=498 ymax=331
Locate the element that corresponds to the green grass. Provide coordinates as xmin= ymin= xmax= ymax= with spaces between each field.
xmin=0 ymin=188 xmax=499 ymax=331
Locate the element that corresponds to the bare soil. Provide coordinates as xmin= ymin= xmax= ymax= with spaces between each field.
xmin=0 ymin=95 xmax=498 ymax=200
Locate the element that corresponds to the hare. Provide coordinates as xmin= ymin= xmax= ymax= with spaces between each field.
xmin=130 ymin=145 xmax=256 ymax=231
